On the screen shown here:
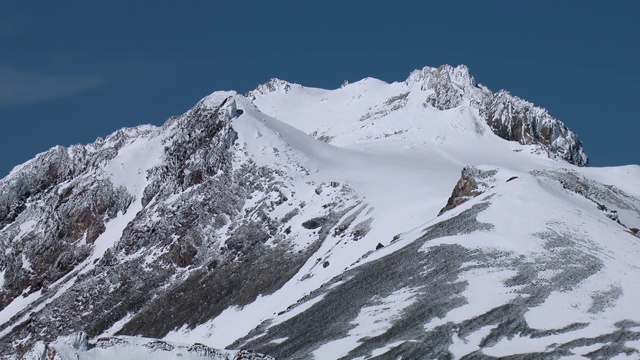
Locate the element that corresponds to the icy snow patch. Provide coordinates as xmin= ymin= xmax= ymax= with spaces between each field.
xmin=99 ymin=312 xmax=136 ymax=338
xmin=78 ymin=131 xmax=164 ymax=275
xmin=16 ymin=219 xmax=37 ymax=240
xmin=20 ymin=253 xmax=32 ymax=271
xmin=0 ymin=290 xmax=42 ymax=329
xmin=103 ymin=131 xmax=165 ymax=198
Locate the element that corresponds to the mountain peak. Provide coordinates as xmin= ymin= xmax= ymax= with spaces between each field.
xmin=2 ymin=65 xmax=630 ymax=358
xmin=199 ymin=90 xmax=237 ymax=110
xmin=252 ymin=78 xmax=297 ymax=95
xmin=405 ymin=64 xmax=477 ymax=90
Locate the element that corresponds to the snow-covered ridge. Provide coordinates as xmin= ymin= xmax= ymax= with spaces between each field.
xmin=249 ymin=64 xmax=588 ymax=166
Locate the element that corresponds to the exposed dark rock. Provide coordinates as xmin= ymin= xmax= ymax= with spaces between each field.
xmin=230 ymin=204 xmax=628 ymax=359
xmin=480 ymin=90 xmax=588 ymax=166
xmin=302 ymin=217 xmax=325 ymax=229
xmin=0 ymin=94 xmax=364 ymax=356
xmin=333 ymin=204 xmax=365 ymax=237
xmin=350 ymin=218 xmax=373 ymax=241
xmin=234 ymin=202 xmax=495 ymax=359
xmin=0 ymin=174 xmax=133 ymax=311
xmin=438 ymin=166 xmax=497 ymax=216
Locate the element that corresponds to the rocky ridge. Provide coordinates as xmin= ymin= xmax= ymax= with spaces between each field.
xmin=401 ymin=65 xmax=587 ymax=166
xmin=0 ymin=94 xmax=363 ymax=356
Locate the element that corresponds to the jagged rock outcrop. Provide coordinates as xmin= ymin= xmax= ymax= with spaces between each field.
xmin=407 ymin=64 xmax=480 ymax=111
xmin=251 ymin=78 xmax=294 ymax=97
xmin=438 ymin=166 xmax=497 ymax=216
xmin=0 ymin=130 xmax=148 ymax=311
xmin=406 ymin=65 xmax=588 ymax=166
xmin=0 ymin=91 xmax=365 ymax=357
xmin=481 ymin=90 xmax=588 ymax=166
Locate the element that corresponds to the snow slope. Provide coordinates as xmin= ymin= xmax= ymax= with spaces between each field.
xmin=166 ymin=73 xmax=639 ymax=358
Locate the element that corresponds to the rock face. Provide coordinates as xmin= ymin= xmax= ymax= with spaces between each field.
xmin=408 ymin=65 xmax=588 ymax=166
xmin=0 ymin=92 xmax=365 ymax=357
xmin=0 ymin=131 xmax=140 ymax=311
xmin=0 ymin=65 xmax=637 ymax=359
xmin=481 ymin=90 xmax=588 ymax=166
xmin=405 ymin=64 xmax=477 ymax=111
xmin=438 ymin=166 xmax=497 ymax=216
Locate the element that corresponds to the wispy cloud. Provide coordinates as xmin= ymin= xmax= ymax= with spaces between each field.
xmin=0 ymin=67 xmax=105 ymax=106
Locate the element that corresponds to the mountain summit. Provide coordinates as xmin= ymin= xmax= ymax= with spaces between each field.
xmin=250 ymin=64 xmax=587 ymax=167
xmin=1 ymin=65 xmax=638 ymax=359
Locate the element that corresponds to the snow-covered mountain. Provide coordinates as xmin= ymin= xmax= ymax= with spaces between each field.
xmin=1 ymin=65 xmax=639 ymax=359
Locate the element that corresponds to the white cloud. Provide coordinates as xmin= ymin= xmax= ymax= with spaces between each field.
xmin=0 ymin=67 xmax=105 ymax=106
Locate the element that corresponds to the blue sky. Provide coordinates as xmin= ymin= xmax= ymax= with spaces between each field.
xmin=1 ymin=1 xmax=638 ymax=176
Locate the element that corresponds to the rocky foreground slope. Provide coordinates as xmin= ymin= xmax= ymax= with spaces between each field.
xmin=0 ymin=65 xmax=639 ymax=359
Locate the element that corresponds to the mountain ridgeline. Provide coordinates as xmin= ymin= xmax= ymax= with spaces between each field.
xmin=1 ymin=65 xmax=638 ymax=359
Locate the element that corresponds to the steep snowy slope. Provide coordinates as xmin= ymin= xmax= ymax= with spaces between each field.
xmin=0 ymin=65 xmax=638 ymax=359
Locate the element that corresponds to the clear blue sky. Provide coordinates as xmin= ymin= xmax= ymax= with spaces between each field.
xmin=1 ymin=1 xmax=638 ymax=176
